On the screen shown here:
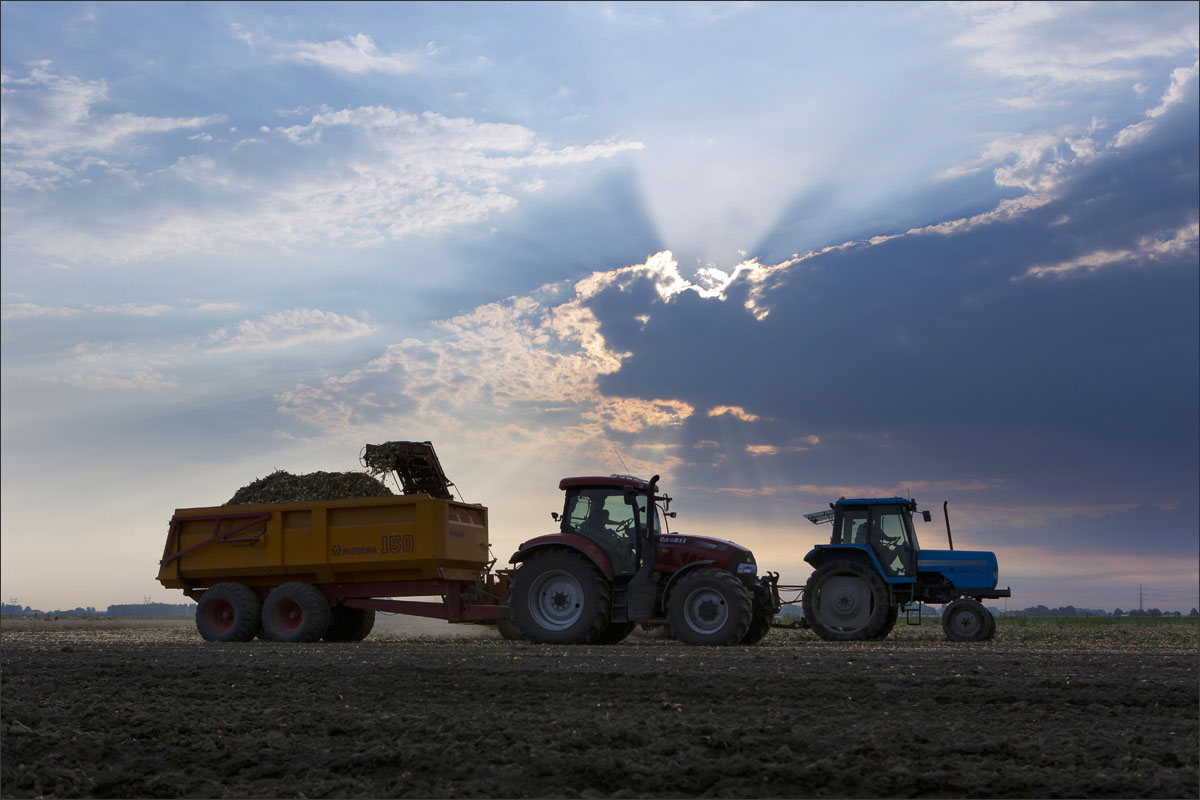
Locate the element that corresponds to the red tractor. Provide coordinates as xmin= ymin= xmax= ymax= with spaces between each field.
xmin=508 ymin=474 xmax=780 ymax=645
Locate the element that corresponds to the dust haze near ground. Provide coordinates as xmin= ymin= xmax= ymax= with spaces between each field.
xmin=1 ymin=618 xmax=1196 ymax=798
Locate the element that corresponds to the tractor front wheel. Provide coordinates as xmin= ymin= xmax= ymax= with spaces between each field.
xmin=668 ymin=568 xmax=753 ymax=646
xmin=741 ymin=602 xmax=772 ymax=645
xmin=510 ymin=549 xmax=611 ymax=644
xmin=942 ymin=598 xmax=992 ymax=642
xmin=803 ymin=560 xmax=892 ymax=641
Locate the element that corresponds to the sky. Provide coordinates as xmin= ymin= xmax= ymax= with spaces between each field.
xmin=2 ymin=1 xmax=1198 ymax=613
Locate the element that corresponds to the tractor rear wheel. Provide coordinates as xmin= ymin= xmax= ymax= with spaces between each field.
xmin=510 ymin=549 xmax=611 ymax=644
xmin=942 ymin=598 xmax=991 ymax=642
xmin=868 ymin=605 xmax=899 ymax=640
xmin=262 ymin=582 xmax=331 ymax=643
xmin=196 ymin=583 xmax=260 ymax=642
xmin=803 ymin=560 xmax=891 ymax=641
xmin=497 ymin=615 xmax=528 ymax=641
xmin=741 ymin=603 xmax=772 ymax=645
xmin=322 ymin=606 xmax=375 ymax=642
xmin=595 ymin=620 xmax=637 ymax=645
xmin=668 ymin=568 xmax=753 ymax=646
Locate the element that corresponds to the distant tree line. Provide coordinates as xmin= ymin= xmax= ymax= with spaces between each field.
xmin=1 ymin=602 xmax=195 ymax=618
xmin=1001 ymin=605 xmax=1197 ymax=618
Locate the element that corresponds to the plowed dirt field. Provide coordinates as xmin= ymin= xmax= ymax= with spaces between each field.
xmin=2 ymin=618 xmax=1196 ymax=798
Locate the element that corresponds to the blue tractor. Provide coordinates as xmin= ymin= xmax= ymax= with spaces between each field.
xmin=802 ymin=498 xmax=1009 ymax=642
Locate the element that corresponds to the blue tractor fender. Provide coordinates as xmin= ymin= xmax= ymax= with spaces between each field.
xmin=804 ymin=544 xmax=914 ymax=585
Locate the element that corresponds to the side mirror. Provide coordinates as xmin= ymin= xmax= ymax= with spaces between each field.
xmin=550 ymin=512 xmax=560 ymax=522
xmin=922 ymin=510 xmax=932 ymax=523
xmin=623 ymin=486 xmax=637 ymax=505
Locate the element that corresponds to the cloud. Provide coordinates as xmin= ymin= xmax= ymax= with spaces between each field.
xmin=88 ymin=303 xmax=173 ymax=317
xmin=279 ymin=33 xmax=425 ymax=75
xmin=947 ymin=2 xmax=1198 ymax=97
xmin=583 ymin=397 xmax=694 ymax=433
xmin=744 ymin=435 xmax=820 ymax=456
xmin=4 ymin=87 xmax=643 ymax=264
xmin=1018 ymin=221 xmax=1199 ymax=279
xmin=58 ymin=369 xmax=179 ymax=391
xmin=1 ymin=63 xmax=223 ymax=188
xmin=708 ymin=405 xmax=760 ymax=421
xmin=1111 ymin=59 xmax=1199 ymax=147
xmin=206 ymin=308 xmax=375 ymax=352
xmin=1 ymin=303 xmax=82 ymax=321
xmin=1 ymin=302 xmax=174 ymax=320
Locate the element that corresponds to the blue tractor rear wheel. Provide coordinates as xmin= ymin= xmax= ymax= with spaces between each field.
xmin=803 ymin=559 xmax=892 ymax=641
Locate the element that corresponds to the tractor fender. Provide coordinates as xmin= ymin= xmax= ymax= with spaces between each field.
xmin=509 ymin=534 xmax=614 ymax=578
xmin=804 ymin=544 xmax=886 ymax=577
xmin=661 ymin=560 xmax=719 ymax=608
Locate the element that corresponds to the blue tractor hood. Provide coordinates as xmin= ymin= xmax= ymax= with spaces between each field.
xmin=916 ymin=550 xmax=999 ymax=590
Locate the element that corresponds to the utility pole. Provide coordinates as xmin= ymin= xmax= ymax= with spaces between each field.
xmin=1139 ymin=584 xmax=1143 ymax=612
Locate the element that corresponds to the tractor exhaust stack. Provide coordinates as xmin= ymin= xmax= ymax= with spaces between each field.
xmin=943 ymin=501 xmax=954 ymax=551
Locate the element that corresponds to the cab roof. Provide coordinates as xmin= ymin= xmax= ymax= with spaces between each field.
xmin=559 ymin=475 xmax=650 ymax=491
xmin=835 ymin=497 xmax=912 ymax=506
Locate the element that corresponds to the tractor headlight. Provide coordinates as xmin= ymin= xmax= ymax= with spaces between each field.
xmin=737 ymin=562 xmax=757 ymax=574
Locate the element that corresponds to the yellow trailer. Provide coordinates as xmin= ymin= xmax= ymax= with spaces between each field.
xmin=157 ymin=494 xmax=509 ymax=642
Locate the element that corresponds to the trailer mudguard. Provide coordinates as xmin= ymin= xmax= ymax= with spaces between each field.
xmin=915 ymin=549 xmax=999 ymax=590
xmin=509 ymin=533 xmax=615 ymax=578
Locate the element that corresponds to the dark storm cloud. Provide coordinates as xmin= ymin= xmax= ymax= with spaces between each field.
xmin=588 ymin=102 xmax=1199 ymax=524
xmin=980 ymin=502 xmax=1200 ymax=558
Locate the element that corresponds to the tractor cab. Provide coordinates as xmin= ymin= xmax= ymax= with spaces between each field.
xmin=829 ymin=498 xmax=922 ymax=578
xmin=554 ymin=476 xmax=661 ymax=576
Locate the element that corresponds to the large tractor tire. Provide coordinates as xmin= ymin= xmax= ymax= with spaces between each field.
xmin=322 ymin=606 xmax=375 ymax=642
xmin=982 ymin=607 xmax=997 ymax=640
xmin=868 ymin=605 xmax=899 ymax=641
xmin=942 ymin=598 xmax=992 ymax=642
xmin=667 ymin=568 xmax=753 ymax=646
xmin=595 ymin=620 xmax=637 ymax=645
xmin=803 ymin=559 xmax=892 ymax=641
xmin=741 ymin=603 xmax=772 ymax=645
xmin=497 ymin=615 xmax=528 ymax=641
xmin=510 ymin=549 xmax=612 ymax=644
xmin=262 ymin=582 xmax=331 ymax=643
xmin=196 ymin=583 xmax=261 ymax=642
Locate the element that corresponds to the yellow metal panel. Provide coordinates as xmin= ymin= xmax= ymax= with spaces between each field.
xmin=159 ymin=495 xmax=490 ymax=589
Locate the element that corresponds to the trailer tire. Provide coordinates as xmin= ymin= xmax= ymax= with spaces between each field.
xmin=595 ymin=621 xmax=637 ymax=645
xmin=942 ymin=598 xmax=990 ymax=642
xmin=668 ymin=568 xmax=753 ymax=646
xmin=322 ymin=606 xmax=375 ymax=642
xmin=196 ymin=583 xmax=260 ymax=642
xmin=741 ymin=603 xmax=772 ymax=645
xmin=262 ymin=582 xmax=331 ymax=643
xmin=803 ymin=559 xmax=891 ymax=641
xmin=510 ymin=549 xmax=611 ymax=645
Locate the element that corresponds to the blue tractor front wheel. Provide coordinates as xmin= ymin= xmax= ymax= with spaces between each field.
xmin=942 ymin=598 xmax=995 ymax=642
